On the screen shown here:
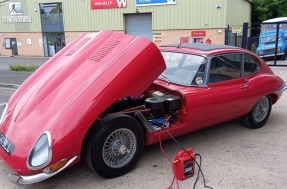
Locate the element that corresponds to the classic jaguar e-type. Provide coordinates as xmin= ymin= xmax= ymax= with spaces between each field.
xmin=0 ymin=30 xmax=286 ymax=184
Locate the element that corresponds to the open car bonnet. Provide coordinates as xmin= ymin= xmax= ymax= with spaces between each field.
xmin=0 ymin=31 xmax=166 ymax=160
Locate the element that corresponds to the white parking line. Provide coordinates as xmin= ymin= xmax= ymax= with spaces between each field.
xmin=0 ymin=87 xmax=17 ymax=91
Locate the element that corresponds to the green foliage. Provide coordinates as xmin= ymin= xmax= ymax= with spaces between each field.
xmin=251 ymin=44 xmax=257 ymax=53
xmin=252 ymin=0 xmax=287 ymax=22
xmin=9 ymin=64 xmax=39 ymax=72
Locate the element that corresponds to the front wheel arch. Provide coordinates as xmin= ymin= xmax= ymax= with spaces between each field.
xmin=83 ymin=114 xmax=145 ymax=178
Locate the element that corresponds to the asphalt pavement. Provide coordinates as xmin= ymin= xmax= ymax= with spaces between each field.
xmin=0 ymin=56 xmax=48 ymax=87
xmin=0 ymin=56 xmax=48 ymax=70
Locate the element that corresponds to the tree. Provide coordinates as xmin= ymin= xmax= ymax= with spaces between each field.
xmin=252 ymin=0 xmax=287 ymax=22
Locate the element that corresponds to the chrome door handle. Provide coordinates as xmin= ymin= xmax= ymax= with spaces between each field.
xmin=240 ymin=84 xmax=248 ymax=89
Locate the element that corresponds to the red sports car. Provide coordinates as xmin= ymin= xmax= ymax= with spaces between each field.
xmin=0 ymin=31 xmax=286 ymax=184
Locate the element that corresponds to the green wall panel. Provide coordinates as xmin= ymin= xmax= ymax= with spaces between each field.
xmin=0 ymin=0 xmax=251 ymax=32
xmin=226 ymin=0 xmax=251 ymax=26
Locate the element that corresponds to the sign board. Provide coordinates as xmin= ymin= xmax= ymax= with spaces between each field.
xmin=27 ymin=39 xmax=32 ymax=45
xmin=136 ymin=0 xmax=176 ymax=6
xmin=9 ymin=2 xmax=22 ymax=15
xmin=215 ymin=3 xmax=222 ymax=9
xmin=153 ymin=32 xmax=162 ymax=43
xmin=91 ymin=0 xmax=127 ymax=9
xmin=194 ymin=38 xmax=204 ymax=43
xmin=191 ymin=30 xmax=206 ymax=37
xmin=180 ymin=37 xmax=189 ymax=43
xmin=231 ymin=26 xmax=242 ymax=34
xmin=4 ymin=38 xmax=11 ymax=49
xmin=2 ymin=16 xmax=32 ymax=23
xmin=3 ymin=2 xmax=32 ymax=24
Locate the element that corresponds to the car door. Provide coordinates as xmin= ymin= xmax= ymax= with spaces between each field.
xmin=196 ymin=53 xmax=252 ymax=128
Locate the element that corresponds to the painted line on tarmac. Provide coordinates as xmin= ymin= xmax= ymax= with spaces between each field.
xmin=0 ymin=83 xmax=19 ymax=89
xmin=0 ymin=87 xmax=17 ymax=91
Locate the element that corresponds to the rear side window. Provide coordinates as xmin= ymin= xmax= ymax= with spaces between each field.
xmin=243 ymin=54 xmax=260 ymax=76
xmin=209 ymin=53 xmax=242 ymax=83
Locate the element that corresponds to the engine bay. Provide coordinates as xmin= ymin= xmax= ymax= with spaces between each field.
xmin=103 ymin=85 xmax=183 ymax=133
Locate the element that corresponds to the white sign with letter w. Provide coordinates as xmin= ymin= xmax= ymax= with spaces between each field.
xmin=117 ymin=0 xmax=127 ymax=7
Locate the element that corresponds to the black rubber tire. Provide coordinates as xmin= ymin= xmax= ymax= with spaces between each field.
xmin=242 ymin=95 xmax=272 ymax=129
xmin=85 ymin=114 xmax=145 ymax=178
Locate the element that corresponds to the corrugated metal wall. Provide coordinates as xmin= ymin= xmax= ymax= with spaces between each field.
xmin=226 ymin=0 xmax=251 ymax=26
xmin=63 ymin=0 xmax=228 ymax=31
xmin=0 ymin=0 xmax=251 ymax=33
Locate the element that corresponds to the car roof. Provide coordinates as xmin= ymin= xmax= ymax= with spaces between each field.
xmin=160 ymin=43 xmax=244 ymax=56
xmin=262 ymin=17 xmax=287 ymax=23
xmin=160 ymin=43 xmax=240 ymax=51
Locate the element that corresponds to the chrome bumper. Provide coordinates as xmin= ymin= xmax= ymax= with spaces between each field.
xmin=274 ymin=84 xmax=287 ymax=94
xmin=8 ymin=156 xmax=78 ymax=185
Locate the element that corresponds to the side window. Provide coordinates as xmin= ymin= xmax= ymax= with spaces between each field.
xmin=243 ymin=54 xmax=260 ymax=76
xmin=209 ymin=53 xmax=242 ymax=83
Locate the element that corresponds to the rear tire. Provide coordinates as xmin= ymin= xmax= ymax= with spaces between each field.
xmin=242 ymin=95 xmax=272 ymax=129
xmin=85 ymin=114 xmax=144 ymax=178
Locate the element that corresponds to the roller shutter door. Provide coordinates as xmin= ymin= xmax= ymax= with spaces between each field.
xmin=125 ymin=13 xmax=152 ymax=41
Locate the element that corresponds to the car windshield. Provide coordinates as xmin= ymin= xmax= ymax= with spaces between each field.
xmin=261 ymin=23 xmax=287 ymax=33
xmin=260 ymin=35 xmax=281 ymax=44
xmin=158 ymin=51 xmax=206 ymax=86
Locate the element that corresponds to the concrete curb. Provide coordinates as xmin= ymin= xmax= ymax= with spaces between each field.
xmin=0 ymin=83 xmax=20 ymax=89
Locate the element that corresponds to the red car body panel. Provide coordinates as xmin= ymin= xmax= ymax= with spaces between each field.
xmin=0 ymin=31 xmax=285 ymax=183
xmin=0 ymin=31 xmax=165 ymax=175
xmin=144 ymin=46 xmax=285 ymax=144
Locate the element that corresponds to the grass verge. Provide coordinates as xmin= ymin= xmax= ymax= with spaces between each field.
xmin=9 ymin=64 xmax=39 ymax=72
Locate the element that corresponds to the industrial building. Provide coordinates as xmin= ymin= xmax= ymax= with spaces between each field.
xmin=0 ymin=0 xmax=252 ymax=57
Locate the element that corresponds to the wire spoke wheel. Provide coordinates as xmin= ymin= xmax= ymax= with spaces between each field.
xmin=102 ymin=128 xmax=137 ymax=168
xmin=85 ymin=114 xmax=144 ymax=178
xmin=252 ymin=96 xmax=270 ymax=123
xmin=242 ymin=95 xmax=272 ymax=129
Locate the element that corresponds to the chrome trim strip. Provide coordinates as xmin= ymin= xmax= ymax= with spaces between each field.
xmin=274 ymin=84 xmax=287 ymax=94
xmin=0 ymin=103 xmax=8 ymax=125
xmin=9 ymin=155 xmax=78 ymax=185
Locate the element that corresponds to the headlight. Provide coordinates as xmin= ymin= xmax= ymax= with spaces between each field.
xmin=27 ymin=131 xmax=52 ymax=170
xmin=0 ymin=103 xmax=8 ymax=125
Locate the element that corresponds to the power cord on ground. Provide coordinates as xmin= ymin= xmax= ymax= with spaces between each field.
xmin=156 ymin=116 xmax=213 ymax=189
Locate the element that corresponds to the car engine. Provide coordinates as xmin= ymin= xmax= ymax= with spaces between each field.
xmin=103 ymin=89 xmax=182 ymax=133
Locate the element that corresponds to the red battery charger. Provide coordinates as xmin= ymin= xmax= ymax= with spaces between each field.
xmin=173 ymin=148 xmax=196 ymax=180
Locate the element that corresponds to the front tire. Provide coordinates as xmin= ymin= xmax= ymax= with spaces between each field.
xmin=243 ymin=95 xmax=272 ymax=129
xmin=85 ymin=114 xmax=145 ymax=178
